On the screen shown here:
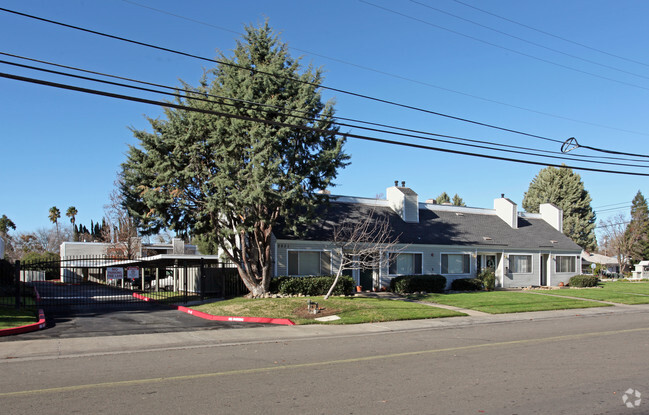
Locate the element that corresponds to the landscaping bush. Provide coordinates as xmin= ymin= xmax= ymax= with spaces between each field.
xmin=569 ymin=275 xmax=599 ymax=287
xmin=276 ymin=275 xmax=355 ymax=296
xmin=390 ymin=274 xmax=446 ymax=294
xmin=451 ymin=278 xmax=484 ymax=291
xmin=269 ymin=276 xmax=291 ymax=293
xmin=477 ymin=268 xmax=496 ymax=291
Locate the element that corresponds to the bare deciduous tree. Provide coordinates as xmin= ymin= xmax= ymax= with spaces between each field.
xmin=324 ymin=209 xmax=404 ymax=300
xmin=598 ymin=214 xmax=640 ymax=274
xmin=103 ymin=181 xmax=140 ymax=259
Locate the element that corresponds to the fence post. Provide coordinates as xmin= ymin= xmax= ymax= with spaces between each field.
xmin=200 ymin=258 xmax=205 ymax=301
xmin=14 ymin=260 xmax=21 ymax=310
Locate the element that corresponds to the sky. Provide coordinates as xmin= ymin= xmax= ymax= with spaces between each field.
xmin=1 ymin=0 xmax=648 ymax=243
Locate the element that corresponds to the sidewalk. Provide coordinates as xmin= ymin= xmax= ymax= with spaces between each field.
xmin=3 ymin=302 xmax=648 ymax=362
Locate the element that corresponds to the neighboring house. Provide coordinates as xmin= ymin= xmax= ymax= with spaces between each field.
xmin=631 ymin=261 xmax=649 ymax=280
xmin=58 ymin=238 xmax=202 ymax=284
xmin=581 ymin=251 xmax=619 ymax=276
xmin=272 ymin=183 xmax=582 ymax=290
xmin=60 ymin=238 xmax=198 ymax=258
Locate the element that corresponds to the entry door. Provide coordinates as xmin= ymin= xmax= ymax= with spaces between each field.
xmin=359 ymin=268 xmax=374 ymax=291
xmin=485 ymin=255 xmax=496 ymax=270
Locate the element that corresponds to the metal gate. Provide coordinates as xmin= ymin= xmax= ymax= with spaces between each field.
xmin=16 ymin=256 xmax=247 ymax=307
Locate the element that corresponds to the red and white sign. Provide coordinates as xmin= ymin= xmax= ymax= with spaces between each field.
xmin=127 ymin=267 xmax=140 ymax=280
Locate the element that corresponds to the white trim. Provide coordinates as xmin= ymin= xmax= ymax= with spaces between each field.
xmin=508 ymin=253 xmax=534 ymax=274
xmin=440 ymin=252 xmax=473 ymax=275
xmin=554 ymin=254 xmax=578 ymax=274
xmin=286 ymin=249 xmax=333 ymax=276
xmin=386 ymin=251 xmax=424 ymax=276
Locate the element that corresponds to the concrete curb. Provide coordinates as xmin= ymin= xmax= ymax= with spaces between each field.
xmin=0 ymin=309 xmax=46 ymax=337
xmin=132 ymin=292 xmax=295 ymax=326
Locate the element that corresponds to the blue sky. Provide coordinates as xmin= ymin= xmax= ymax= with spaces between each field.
xmin=1 ymin=0 xmax=648 ymax=242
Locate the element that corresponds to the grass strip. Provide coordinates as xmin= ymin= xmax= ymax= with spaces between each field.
xmin=193 ymin=296 xmax=466 ymax=325
xmin=410 ymin=291 xmax=610 ymax=314
xmin=0 ymin=307 xmax=38 ymax=330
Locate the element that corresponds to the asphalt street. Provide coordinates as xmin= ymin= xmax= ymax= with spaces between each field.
xmin=2 ymin=305 xmax=649 ymax=414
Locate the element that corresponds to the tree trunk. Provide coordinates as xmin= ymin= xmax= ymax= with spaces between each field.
xmin=324 ymin=265 xmax=343 ymax=300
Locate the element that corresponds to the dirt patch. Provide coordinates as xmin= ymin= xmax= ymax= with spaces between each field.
xmin=292 ymin=305 xmax=342 ymax=320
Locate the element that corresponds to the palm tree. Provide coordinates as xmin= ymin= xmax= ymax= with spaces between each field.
xmin=49 ymin=206 xmax=61 ymax=240
xmin=66 ymin=206 xmax=78 ymax=226
xmin=66 ymin=206 xmax=78 ymax=241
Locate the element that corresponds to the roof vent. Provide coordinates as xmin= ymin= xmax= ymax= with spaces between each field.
xmin=550 ymin=240 xmax=558 ymax=244
xmin=455 ymin=212 xmax=464 ymax=216
xmin=483 ymin=236 xmax=492 ymax=241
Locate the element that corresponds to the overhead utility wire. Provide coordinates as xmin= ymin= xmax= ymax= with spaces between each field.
xmin=4 ymin=57 xmax=648 ymax=169
xmin=0 ymin=6 xmax=564 ymax=145
xmin=410 ymin=0 xmax=649 ymax=81
xmin=119 ymin=0 xmax=649 ymax=137
xmin=451 ymin=0 xmax=649 ymax=69
xmin=4 ymin=52 xmax=648 ymax=165
xmin=360 ymin=1 xmax=649 ymax=93
xmin=3 ymin=7 xmax=645 ymax=159
xmin=3 ymin=70 xmax=649 ymax=177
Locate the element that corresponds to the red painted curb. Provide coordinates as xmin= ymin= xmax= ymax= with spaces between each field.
xmin=0 ymin=309 xmax=46 ymax=336
xmin=132 ymin=292 xmax=295 ymax=326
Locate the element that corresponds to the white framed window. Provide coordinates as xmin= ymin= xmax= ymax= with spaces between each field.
xmin=388 ymin=253 xmax=423 ymax=275
xmin=555 ymin=256 xmax=576 ymax=273
xmin=441 ymin=253 xmax=471 ymax=274
xmin=287 ymin=250 xmax=331 ymax=276
xmin=510 ymin=255 xmax=532 ymax=273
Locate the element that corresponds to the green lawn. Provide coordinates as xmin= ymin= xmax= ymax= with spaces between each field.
xmin=531 ymin=282 xmax=649 ymax=305
xmin=0 ymin=307 xmax=38 ymax=330
xmin=193 ymin=296 xmax=466 ymax=324
xmin=141 ymin=291 xmax=201 ymax=304
xmin=409 ymin=291 xmax=610 ymax=314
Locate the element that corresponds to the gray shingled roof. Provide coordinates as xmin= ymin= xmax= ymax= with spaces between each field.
xmin=274 ymin=201 xmax=581 ymax=251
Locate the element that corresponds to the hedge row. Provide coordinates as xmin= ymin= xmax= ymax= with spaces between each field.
xmin=569 ymin=275 xmax=600 ymax=287
xmin=389 ymin=274 xmax=446 ymax=294
xmin=450 ymin=278 xmax=484 ymax=291
xmin=271 ymin=275 xmax=355 ymax=296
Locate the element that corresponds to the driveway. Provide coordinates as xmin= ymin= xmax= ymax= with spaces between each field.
xmin=2 ymin=282 xmax=267 ymax=341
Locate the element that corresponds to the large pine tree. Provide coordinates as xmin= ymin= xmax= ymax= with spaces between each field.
xmin=522 ymin=166 xmax=597 ymax=251
xmin=121 ymin=23 xmax=348 ymax=296
xmin=626 ymin=190 xmax=649 ymax=263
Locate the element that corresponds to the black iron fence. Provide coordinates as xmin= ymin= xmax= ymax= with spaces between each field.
xmin=0 ymin=259 xmax=37 ymax=310
xmin=1 ymin=256 xmax=248 ymax=308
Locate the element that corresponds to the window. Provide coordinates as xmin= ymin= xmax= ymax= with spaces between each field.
xmin=510 ymin=255 xmax=532 ymax=273
xmin=388 ymin=253 xmax=422 ymax=275
xmin=441 ymin=254 xmax=470 ymax=274
xmin=287 ymin=251 xmax=331 ymax=276
xmin=555 ymin=256 xmax=576 ymax=273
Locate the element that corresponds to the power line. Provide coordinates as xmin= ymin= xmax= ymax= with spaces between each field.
xmin=360 ymin=0 xmax=649 ymax=93
xmin=451 ymin=0 xmax=649 ymax=69
xmin=4 ymin=54 xmax=649 ymax=169
xmin=0 ymin=6 xmax=565 ymax=144
xmin=410 ymin=0 xmax=649 ymax=82
xmin=2 ymin=6 xmax=646 ymax=159
xmin=118 ymin=0 xmax=649 ymax=138
xmin=4 ymin=70 xmax=649 ymax=177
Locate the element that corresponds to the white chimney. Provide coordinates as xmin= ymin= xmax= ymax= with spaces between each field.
xmin=539 ymin=203 xmax=563 ymax=233
xmin=387 ymin=182 xmax=419 ymax=223
xmin=494 ymin=196 xmax=518 ymax=229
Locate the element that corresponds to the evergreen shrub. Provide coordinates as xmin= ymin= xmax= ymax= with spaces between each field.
xmin=389 ymin=274 xmax=446 ymax=294
xmin=568 ymin=275 xmax=599 ymax=287
xmin=451 ymin=278 xmax=484 ymax=291
xmin=276 ymin=275 xmax=354 ymax=296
